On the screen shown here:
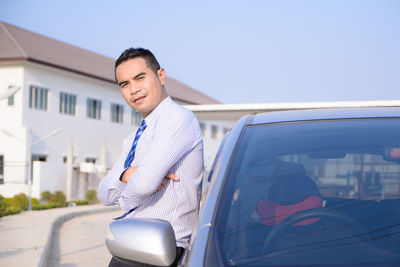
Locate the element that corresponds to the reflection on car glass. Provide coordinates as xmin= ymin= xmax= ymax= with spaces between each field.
xmin=214 ymin=119 xmax=400 ymax=266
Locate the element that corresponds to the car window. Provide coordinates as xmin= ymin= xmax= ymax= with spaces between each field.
xmin=209 ymin=118 xmax=400 ymax=266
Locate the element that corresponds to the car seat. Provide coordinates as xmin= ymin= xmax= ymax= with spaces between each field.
xmin=256 ymin=173 xmax=322 ymax=226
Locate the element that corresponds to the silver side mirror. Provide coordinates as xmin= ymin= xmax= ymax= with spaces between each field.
xmin=106 ymin=218 xmax=177 ymax=266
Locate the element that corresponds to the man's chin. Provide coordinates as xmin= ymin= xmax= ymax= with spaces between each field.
xmin=130 ymin=103 xmax=146 ymax=113
xmin=134 ymin=108 xmax=150 ymax=118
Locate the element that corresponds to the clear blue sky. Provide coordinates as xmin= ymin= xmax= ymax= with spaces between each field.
xmin=1 ymin=0 xmax=399 ymax=104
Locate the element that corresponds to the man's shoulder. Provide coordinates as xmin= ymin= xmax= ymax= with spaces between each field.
xmin=162 ymin=99 xmax=197 ymax=123
xmin=151 ymin=100 xmax=201 ymax=138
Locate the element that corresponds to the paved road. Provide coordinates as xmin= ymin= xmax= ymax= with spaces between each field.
xmin=54 ymin=209 xmax=122 ymax=267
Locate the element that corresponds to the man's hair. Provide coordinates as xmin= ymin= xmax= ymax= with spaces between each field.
xmin=114 ymin=48 xmax=161 ymax=80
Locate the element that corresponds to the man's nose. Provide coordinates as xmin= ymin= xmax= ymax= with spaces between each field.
xmin=129 ymin=84 xmax=140 ymax=94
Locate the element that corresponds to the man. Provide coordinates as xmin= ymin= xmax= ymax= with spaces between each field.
xmin=98 ymin=48 xmax=204 ymax=267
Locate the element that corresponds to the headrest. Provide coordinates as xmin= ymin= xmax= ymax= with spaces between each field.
xmin=257 ymin=175 xmax=322 ymax=225
xmin=268 ymin=174 xmax=320 ymax=205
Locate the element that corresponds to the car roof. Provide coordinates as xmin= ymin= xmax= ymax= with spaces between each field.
xmin=249 ymin=107 xmax=400 ymax=125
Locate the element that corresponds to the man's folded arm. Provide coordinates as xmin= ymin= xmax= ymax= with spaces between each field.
xmin=98 ymin=135 xmax=135 ymax=206
xmin=118 ymin=115 xmax=200 ymax=211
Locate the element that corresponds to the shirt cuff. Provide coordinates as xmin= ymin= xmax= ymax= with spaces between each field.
xmin=114 ymin=168 xmax=129 ymax=191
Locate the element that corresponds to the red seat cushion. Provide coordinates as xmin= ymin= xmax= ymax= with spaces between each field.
xmin=257 ymin=196 xmax=322 ymax=226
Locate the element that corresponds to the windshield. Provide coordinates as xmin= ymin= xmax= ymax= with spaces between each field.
xmin=209 ymin=118 xmax=400 ymax=266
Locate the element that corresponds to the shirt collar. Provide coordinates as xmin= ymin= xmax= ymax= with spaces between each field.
xmin=142 ymin=96 xmax=173 ymax=126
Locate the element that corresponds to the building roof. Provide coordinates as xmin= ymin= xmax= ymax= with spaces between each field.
xmin=0 ymin=21 xmax=220 ymax=104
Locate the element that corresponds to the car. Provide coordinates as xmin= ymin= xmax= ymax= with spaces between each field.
xmin=106 ymin=107 xmax=400 ymax=266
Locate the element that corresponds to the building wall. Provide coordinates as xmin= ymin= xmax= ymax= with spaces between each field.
xmin=31 ymin=161 xmax=66 ymax=197
xmin=0 ymin=62 xmax=140 ymax=198
xmin=0 ymin=62 xmax=30 ymax=196
xmin=0 ymin=62 xmax=24 ymax=128
xmin=22 ymin=62 xmax=133 ymax=168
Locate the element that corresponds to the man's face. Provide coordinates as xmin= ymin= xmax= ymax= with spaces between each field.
xmin=116 ymin=57 xmax=167 ymax=118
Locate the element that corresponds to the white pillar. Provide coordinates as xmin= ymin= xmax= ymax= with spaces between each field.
xmin=27 ymin=129 xmax=32 ymax=210
xmin=101 ymin=145 xmax=107 ymax=166
xmin=66 ymin=145 xmax=73 ymax=201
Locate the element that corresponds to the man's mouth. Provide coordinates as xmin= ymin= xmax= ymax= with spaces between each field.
xmin=133 ymin=95 xmax=145 ymax=103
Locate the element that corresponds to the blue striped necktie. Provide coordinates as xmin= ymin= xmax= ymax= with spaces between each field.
xmin=124 ymin=119 xmax=147 ymax=168
xmin=114 ymin=119 xmax=147 ymax=220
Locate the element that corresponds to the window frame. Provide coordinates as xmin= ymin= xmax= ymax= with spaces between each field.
xmin=211 ymin=125 xmax=218 ymax=139
xmin=131 ymin=109 xmax=142 ymax=126
xmin=111 ymin=103 xmax=124 ymax=123
xmin=29 ymin=85 xmax=48 ymax=111
xmin=86 ymin=98 xmax=102 ymax=120
xmin=59 ymin=92 xmax=77 ymax=115
xmin=200 ymin=122 xmax=206 ymax=137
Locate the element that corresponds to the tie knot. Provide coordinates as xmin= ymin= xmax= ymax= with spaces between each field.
xmin=139 ymin=119 xmax=147 ymax=129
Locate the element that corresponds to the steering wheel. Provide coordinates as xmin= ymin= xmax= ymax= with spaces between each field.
xmin=263 ymin=208 xmax=367 ymax=251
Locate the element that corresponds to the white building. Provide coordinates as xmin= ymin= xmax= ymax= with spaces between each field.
xmin=0 ymin=22 xmax=221 ymax=200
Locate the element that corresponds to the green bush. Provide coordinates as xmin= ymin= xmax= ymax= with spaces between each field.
xmin=1 ymin=190 xmax=91 ymax=216
xmin=0 ymin=195 xmax=7 ymax=217
xmin=32 ymin=202 xmax=63 ymax=210
xmin=1 ymin=191 xmax=70 ymax=216
xmin=85 ymin=190 xmax=98 ymax=203
xmin=72 ymin=200 xmax=89 ymax=206
xmin=32 ymin=197 xmax=40 ymax=205
xmin=7 ymin=193 xmax=29 ymax=210
xmin=4 ymin=206 xmax=21 ymax=215
xmin=40 ymin=191 xmax=51 ymax=202
xmin=0 ymin=195 xmax=21 ymax=217
xmin=50 ymin=191 xmax=67 ymax=207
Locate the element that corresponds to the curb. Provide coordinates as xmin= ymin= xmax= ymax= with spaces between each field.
xmin=38 ymin=206 xmax=119 ymax=267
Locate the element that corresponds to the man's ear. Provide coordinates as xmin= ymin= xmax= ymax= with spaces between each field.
xmin=158 ymin=68 xmax=166 ymax=86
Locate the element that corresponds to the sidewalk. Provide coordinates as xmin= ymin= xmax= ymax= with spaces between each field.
xmin=0 ymin=204 xmax=118 ymax=267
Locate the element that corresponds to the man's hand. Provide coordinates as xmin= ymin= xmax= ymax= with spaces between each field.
xmin=156 ymin=172 xmax=179 ymax=192
xmin=120 ymin=166 xmax=178 ymax=192
xmin=120 ymin=166 xmax=138 ymax=183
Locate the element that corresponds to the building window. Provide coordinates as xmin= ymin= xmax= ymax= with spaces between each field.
xmin=7 ymin=86 xmax=15 ymax=106
xmin=85 ymin=157 xmax=96 ymax=164
xmin=59 ymin=92 xmax=76 ymax=115
xmin=199 ymin=122 xmax=206 ymax=137
xmin=62 ymin=156 xmax=76 ymax=164
xmin=111 ymin=103 xmax=124 ymax=123
xmin=8 ymin=95 xmax=14 ymax=105
xmin=211 ymin=125 xmax=218 ymax=139
xmin=132 ymin=109 xmax=142 ymax=126
xmin=7 ymin=85 xmax=19 ymax=106
xmin=0 ymin=155 xmax=3 ymax=184
xmin=29 ymin=85 xmax=48 ymax=110
xmin=223 ymin=127 xmax=230 ymax=135
xmin=87 ymin=98 xmax=101 ymax=119
xmin=32 ymin=155 xmax=47 ymax=162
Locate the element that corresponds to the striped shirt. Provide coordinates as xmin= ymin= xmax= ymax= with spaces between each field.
xmin=98 ymin=96 xmax=204 ymax=248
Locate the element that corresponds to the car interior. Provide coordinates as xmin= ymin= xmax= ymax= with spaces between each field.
xmin=219 ymin=160 xmax=400 ymax=265
xmin=214 ymin=120 xmax=400 ymax=266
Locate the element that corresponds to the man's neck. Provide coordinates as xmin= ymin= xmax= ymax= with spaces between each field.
xmin=141 ymin=96 xmax=171 ymax=121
